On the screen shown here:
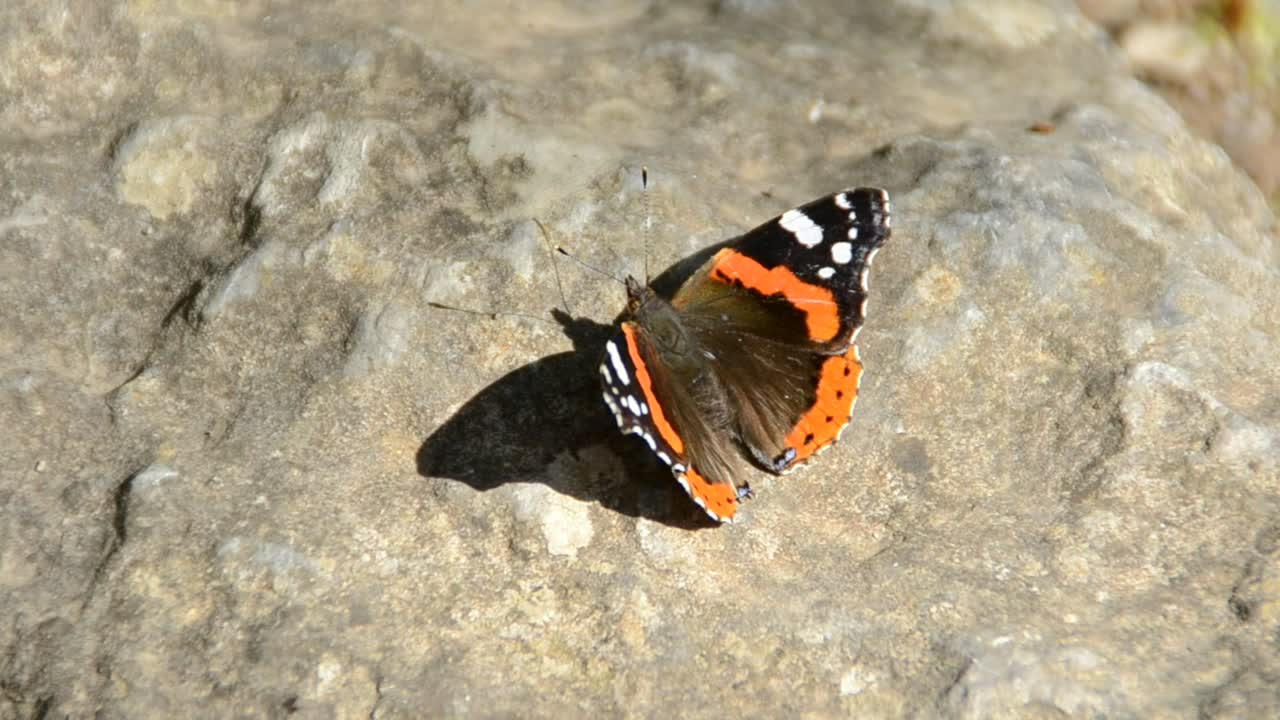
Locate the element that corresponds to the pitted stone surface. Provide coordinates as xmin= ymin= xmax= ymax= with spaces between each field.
xmin=2 ymin=1 xmax=1277 ymax=717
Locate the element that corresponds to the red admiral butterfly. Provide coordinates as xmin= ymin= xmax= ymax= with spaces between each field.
xmin=600 ymin=188 xmax=891 ymax=523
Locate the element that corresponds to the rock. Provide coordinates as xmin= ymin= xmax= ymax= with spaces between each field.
xmin=344 ymin=300 xmax=414 ymax=379
xmin=2 ymin=1 xmax=1278 ymax=717
xmin=509 ymin=484 xmax=595 ymax=558
xmin=1075 ymin=0 xmax=1141 ymax=28
xmin=1121 ymin=21 xmax=1211 ymax=85
xmin=113 ymin=116 xmax=223 ymax=221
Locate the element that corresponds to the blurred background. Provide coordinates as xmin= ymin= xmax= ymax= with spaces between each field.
xmin=1078 ymin=0 xmax=1280 ymax=203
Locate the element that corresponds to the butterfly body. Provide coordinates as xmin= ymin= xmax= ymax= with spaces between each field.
xmin=601 ymin=188 xmax=891 ymax=522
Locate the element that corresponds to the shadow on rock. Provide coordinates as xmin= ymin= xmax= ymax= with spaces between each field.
xmin=416 ymin=306 xmax=723 ymax=529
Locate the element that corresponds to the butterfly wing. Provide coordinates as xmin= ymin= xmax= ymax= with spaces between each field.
xmin=672 ymin=188 xmax=891 ymax=473
xmin=600 ymin=320 xmax=748 ymax=522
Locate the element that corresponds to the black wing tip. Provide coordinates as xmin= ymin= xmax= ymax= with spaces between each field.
xmin=841 ymin=187 xmax=891 ymax=245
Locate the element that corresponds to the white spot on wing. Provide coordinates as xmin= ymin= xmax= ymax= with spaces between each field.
xmin=817 ymin=266 xmax=835 ymax=280
xmin=657 ymin=451 xmax=671 ymax=465
xmin=780 ymin=209 xmax=823 ymax=248
xmin=847 ymin=225 xmax=858 ymax=240
xmin=602 ymin=392 xmax=624 ymax=426
xmin=834 ymin=193 xmax=851 ymax=210
xmin=606 ymin=340 xmax=630 ymax=386
xmin=600 ymin=363 xmax=612 ymax=385
xmin=831 ymin=241 xmax=853 ymax=264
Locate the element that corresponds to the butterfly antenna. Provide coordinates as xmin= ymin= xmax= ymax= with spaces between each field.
xmin=555 ymin=246 xmax=626 ymax=287
xmin=533 ymin=219 xmax=572 ymax=316
xmin=425 ymin=301 xmax=558 ymax=326
xmin=641 ymin=166 xmax=651 ymax=284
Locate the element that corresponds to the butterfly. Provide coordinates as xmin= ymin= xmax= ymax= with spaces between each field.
xmin=599 ymin=187 xmax=891 ymax=522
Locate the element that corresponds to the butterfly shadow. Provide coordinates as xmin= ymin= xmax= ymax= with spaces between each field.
xmin=415 ymin=242 xmax=730 ymax=529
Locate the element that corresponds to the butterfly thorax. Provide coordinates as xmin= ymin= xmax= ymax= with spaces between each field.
xmin=624 ymin=276 xmax=703 ymax=372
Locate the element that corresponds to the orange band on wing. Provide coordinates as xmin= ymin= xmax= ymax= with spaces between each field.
xmin=784 ymin=346 xmax=862 ymax=463
xmin=683 ymin=466 xmax=738 ymax=521
xmin=709 ymin=250 xmax=841 ymax=342
xmin=622 ymin=325 xmax=739 ymax=521
xmin=622 ymin=323 xmax=685 ymax=455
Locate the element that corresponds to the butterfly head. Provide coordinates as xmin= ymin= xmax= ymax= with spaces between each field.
xmin=624 ymin=275 xmax=654 ymax=315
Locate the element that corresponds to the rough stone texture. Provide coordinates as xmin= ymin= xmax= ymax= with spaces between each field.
xmin=2 ymin=1 xmax=1278 ymax=718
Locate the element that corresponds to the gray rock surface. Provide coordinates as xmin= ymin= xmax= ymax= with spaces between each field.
xmin=3 ymin=1 xmax=1278 ymax=717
